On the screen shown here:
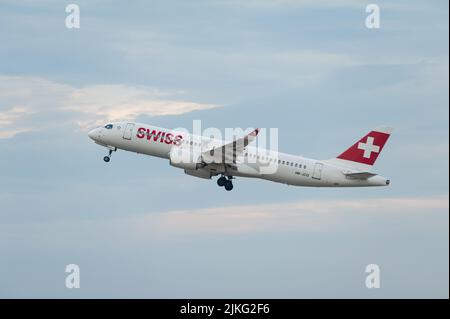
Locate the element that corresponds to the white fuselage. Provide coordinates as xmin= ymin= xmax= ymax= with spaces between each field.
xmin=88 ymin=122 xmax=390 ymax=188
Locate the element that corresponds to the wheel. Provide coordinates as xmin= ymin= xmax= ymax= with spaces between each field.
xmin=217 ymin=176 xmax=227 ymax=187
xmin=224 ymin=180 xmax=233 ymax=191
xmin=103 ymin=156 xmax=110 ymax=162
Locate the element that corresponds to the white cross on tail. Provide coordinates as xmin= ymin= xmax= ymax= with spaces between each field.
xmin=358 ymin=136 xmax=380 ymax=158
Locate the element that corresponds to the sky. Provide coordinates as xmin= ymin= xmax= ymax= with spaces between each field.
xmin=0 ymin=0 xmax=448 ymax=298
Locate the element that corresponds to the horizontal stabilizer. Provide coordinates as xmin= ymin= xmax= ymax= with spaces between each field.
xmin=343 ymin=171 xmax=378 ymax=179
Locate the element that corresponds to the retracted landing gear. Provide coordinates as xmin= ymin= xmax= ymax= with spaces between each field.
xmin=217 ymin=175 xmax=234 ymax=191
xmin=103 ymin=148 xmax=116 ymax=163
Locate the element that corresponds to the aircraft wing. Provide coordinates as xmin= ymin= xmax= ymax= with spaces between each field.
xmin=201 ymin=128 xmax=260 ymax=164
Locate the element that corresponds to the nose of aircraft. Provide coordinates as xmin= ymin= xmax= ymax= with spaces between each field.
xmin=88 ymin=128 xmax=98 ymax=141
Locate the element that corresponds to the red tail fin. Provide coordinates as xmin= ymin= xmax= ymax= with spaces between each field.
xmin=337 ymin=126 xmax=393 ymax=166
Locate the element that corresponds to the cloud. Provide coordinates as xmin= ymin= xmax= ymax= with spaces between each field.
xmin=0 ymin=129 xmax=31 ymax=139
xmin=63 ymin=84 xmax=220 ymax=129
xmin=0 ymin=76 xmax=220 ymax=138
xmin=0 ymin=107 xmax=28 ymax=125
xmin=3 ymin=194 xmax=446 ymax=244
xmin=127 ymin=195 xmax=449 ymax=240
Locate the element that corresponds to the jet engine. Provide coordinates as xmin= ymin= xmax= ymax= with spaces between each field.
xmin=169 ymin=147 xmax=204 ymax=170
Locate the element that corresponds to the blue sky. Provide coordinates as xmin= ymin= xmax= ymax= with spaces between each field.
xmin=0 ymin=0 xmax=448 ymax=298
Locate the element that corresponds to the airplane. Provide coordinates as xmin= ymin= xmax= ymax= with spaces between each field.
xmin=88 ymin=122 xmax=393 ymax=191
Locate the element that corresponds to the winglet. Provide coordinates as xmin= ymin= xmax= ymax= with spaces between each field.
xmin=249 ymin=128 xmax=260 ymax=137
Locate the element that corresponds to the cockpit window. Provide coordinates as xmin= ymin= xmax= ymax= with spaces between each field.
xmin=104 ymin=124 xmax=113 ymax=129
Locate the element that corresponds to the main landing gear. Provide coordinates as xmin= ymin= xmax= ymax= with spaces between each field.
xmin=217 ymin=175 xmax=234 ymax=191
xmin=103 ymin=148 xmax=115 ymax=163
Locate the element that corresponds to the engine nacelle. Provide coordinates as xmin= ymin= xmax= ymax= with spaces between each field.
xmin=169 ymin=147 xmax=203 ymax=170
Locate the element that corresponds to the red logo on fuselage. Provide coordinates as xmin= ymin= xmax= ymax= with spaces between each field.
xmin=136 ymin=127 xmax=183 ymax=146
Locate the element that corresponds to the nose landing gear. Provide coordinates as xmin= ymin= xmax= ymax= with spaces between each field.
xmin=217 ymin=175 xmax=234 ymax=191
xmin=103 ymin=148 xmax=116 ymax=163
